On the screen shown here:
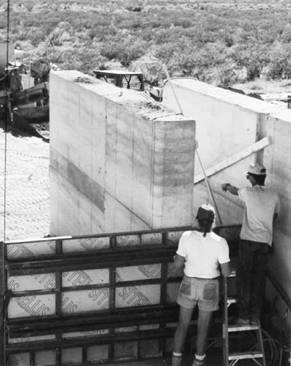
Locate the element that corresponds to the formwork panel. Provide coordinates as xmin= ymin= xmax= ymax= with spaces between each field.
xmin=8 ymin=295 xmax=55 ymax=318
xmin=114 ymin=341 xmax=138 ymax=360
xmin=140 ymin=339 xmax=162 ymax=358
xmin=62 ymin=289 xmax=110 ymax=313
xmin=8 ymin=353 xmax=30 ymax=366
xmin=115 ymin=285 xmax=160 ymax=307
xmin=4 ymin=231 xmax=188 ymax=365
xmin=87 ymin=345 xmax=109 ymax=363
xmin=62 ymin=269 xmax=109 ymax=287
xmin=8 ymin=274 xmax=56 ymax=291
xmin=7 ymin=241 xmax=56 ymax=259
xmin=62 ymin=237 xmax=110 ymax=253
xmin=116 ymin=264 xmax=161 ymax=282
xmin=62 ymin=347 xmax=82 ymax=364
xmin=35 ymin=350 xmax=56 ymax=366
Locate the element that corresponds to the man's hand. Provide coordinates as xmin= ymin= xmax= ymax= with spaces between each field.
xmin=221 ymin=183 xmax=230 ymax=192
xmin=221 ymin=183 xmax=239 ymax=196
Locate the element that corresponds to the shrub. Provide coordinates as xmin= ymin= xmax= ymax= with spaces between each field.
xmin=281 ymin=24 xmax=291 ymax=43
xmin=267 ymin=41 xmax=291 ymax=79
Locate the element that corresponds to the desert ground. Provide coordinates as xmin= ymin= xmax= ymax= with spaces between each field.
xmin=0 ymin=127 xmax=49 ymax=241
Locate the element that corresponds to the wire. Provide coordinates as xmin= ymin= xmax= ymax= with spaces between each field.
xmin=262 ymin=328 xmax=288 ymax=366
xmin=3 ymin=0 xmax=10 ymax=241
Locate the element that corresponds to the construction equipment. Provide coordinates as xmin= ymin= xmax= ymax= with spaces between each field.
xmin=223 ymin=270 xmax=267 ymax=366
xmin=93 ymin=69 xmax=144 ymax=90
xmin=0 ymin=70 xmax=49 ymax=117
xmin=0 ymin=67 xmax=49 ymax=140
xmin=0 ymin=42 xmax=49 ymax=133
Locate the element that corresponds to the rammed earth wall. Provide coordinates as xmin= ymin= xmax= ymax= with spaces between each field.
xmin=163 ymin=79 xmax=291 ymax=329
xmin=50 ymin=71 xmax=196 ymax=235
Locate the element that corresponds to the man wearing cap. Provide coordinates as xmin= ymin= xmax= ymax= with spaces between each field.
xmin=172 ymin=204 xmax=231 ymax=366
xmin=222 ymin=163 xmax=280 ymax=325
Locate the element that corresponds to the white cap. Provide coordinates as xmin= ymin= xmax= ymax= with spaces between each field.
xmin=247 ymin=163 xmax=266 ymax=176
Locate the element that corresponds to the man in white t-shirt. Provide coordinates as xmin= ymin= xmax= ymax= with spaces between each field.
xmin=172 ymin=204 xmax=230 ymax=366
xmin=222 ymin=163 xmax=280 ymax=324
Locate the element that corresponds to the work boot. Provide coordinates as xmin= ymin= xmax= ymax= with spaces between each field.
xmin=171 ymin=354 xmax=182 ymax=366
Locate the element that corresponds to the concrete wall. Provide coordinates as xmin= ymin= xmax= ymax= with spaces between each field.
xmin=163 ymin=79 xmax=291 ymax=323
xmin=50 ymin=71 xmax=195 ymax=236
xmin=260 ymin=110 xmax=291 ymax=310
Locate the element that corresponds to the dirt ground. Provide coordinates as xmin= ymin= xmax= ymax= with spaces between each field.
xmin=0 ymin=127 xmax=49 ymax=242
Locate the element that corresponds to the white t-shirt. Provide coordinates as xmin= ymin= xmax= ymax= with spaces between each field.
xmin=176 ymin=231 xmax=230 ymax=279
xmin=238 ymin=186 xmax=280 ymax=245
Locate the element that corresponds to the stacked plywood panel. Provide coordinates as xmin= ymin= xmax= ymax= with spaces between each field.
xmin=6 ymin=231 xmax=184 ymax=365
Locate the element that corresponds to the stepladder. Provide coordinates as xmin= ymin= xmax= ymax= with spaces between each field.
xmin=222 ymin=267 xmax=267 ymax=366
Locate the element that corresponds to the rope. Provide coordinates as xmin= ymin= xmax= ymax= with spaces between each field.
xmin=3 ymin=0 xmax=11 ymax=241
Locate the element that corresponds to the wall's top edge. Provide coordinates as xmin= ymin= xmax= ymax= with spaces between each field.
xmin=270 ymin=108 xmax=291 ymax=124
xmin=154 ymin=115 xmax=195 ymax=122
xmin=167 ymin=78 xmax=279 ymax=115
xmin=51 ymin=70 xmax=194 ymax=123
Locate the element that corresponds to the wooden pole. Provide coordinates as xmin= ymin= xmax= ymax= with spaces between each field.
xmin=162 ymin=66 xmax=223 ymax=223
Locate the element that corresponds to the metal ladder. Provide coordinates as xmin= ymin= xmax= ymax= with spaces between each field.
xmin=222 ymin=269 xmax=267 ymax=366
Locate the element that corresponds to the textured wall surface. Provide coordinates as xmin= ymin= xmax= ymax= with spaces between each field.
xmin=4 ymin=71 xmax=196 ymax=365
xmin=163 ymin=79 xmax=291 ymax=324
xmin=163 ymin=79 xmax=264 ymax=223
xmin=50 ymin=71 xmax=195 ymax=236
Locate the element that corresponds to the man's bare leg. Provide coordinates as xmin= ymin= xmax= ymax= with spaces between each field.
xmin=196 ymin=310 xmax=213 ymax=356
xmin=173 ymin=306 xmax=194 ymax=352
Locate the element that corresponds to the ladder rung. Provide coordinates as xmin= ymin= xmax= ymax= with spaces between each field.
xmin=229 ymin=351 xmax=263 ymax=361
xmin=228 ymin=324 xmax=260 ymax=332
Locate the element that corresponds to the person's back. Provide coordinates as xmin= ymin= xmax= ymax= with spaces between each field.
xmin=178 ymin=230 xmax=229 ymax=279
xmin=239 ymin=186 xmax=280 ymax=245
xmin=221 ymin=162 xmax=280 ymax=325
xmin=172 ymin=204 xmax=230 ymax=366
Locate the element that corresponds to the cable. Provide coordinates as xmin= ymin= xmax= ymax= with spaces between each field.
xmin=3 ymin=0 xmax=10 ymax=241
xmin=262 ymin=328 xmax=288 ymax=366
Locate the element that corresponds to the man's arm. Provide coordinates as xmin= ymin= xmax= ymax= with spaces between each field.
xmin=220 ymin=262 xmax=231 ymax=277
xmin=221 ymin=183 xmax=239 ymax=196
xmin=173 ymin=254 xmax=185 ymax=273
xmin=274 ymin=194 xmax=280 ymax=221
